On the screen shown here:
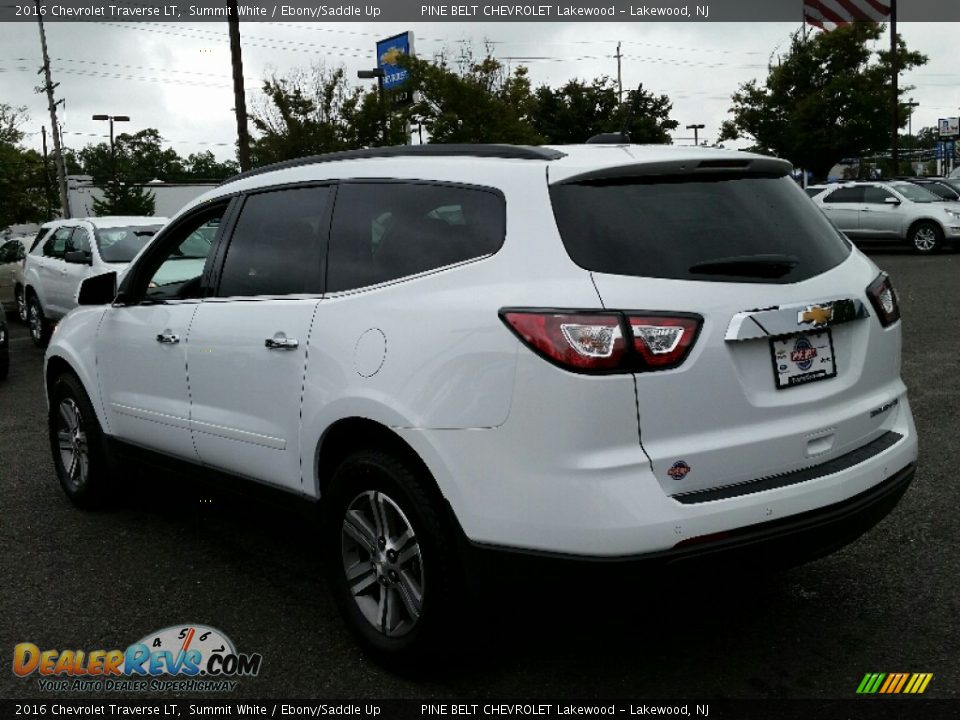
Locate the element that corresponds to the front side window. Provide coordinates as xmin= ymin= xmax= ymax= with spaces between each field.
xmin=68 ymin=227 xmax=92 ymax=255
xmin=327 ymin=182 xmax=505 ymax=292
xmin=43 ymin=228 xmax=73 ymax=259
xmin=96 ymin=226 xmax=163 ymax=263
xmin=862 ymin=186 xmax=895 ymax=204
xmin=140 ymin=210 xmax=224 ymax=302
xmin=217 ymin=186 xmax=332 ymax=298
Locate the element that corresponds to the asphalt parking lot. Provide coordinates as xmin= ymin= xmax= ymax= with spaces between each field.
xmin=1 ymin=245 xmax=958 ymax=700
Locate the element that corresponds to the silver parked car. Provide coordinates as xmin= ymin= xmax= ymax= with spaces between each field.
xmin=812 ymin=181 xmax=960 ymax=253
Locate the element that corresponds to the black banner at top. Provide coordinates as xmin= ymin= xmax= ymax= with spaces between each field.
xmin=2 ymin=0 xmax=960 ymax=23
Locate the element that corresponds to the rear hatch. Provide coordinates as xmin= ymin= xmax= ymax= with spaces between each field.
xmin=549 ymin=162 xmax=905 ymax=499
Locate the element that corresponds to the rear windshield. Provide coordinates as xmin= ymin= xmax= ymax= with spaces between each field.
xmin=550 ymin=174 xmax=851 ymax=283
xmin=95 ymin=226 xmax=163 ymax=263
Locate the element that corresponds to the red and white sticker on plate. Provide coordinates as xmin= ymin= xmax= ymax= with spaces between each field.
xmin=771 ymin=330 xmax=837 ymax=389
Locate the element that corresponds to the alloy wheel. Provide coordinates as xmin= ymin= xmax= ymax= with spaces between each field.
xmin=29 ymin=302 xmax=42 ymax=342
xmin=913 ymin=226 xmax=937 ymax=252
xmin=56 ymin=398 xmax=89 ymax=489
xmin=341 ymin=490 xmax=424 ymax=638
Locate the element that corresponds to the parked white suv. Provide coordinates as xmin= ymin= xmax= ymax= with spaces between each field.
xmin=24 ymin=216 xmax=166 ymax=346
xmin=44 ymin=145 xmax=917 ymax=664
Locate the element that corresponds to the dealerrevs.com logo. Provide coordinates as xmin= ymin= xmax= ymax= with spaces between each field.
xmin=13 ymin=624 xmax=262 ymax=693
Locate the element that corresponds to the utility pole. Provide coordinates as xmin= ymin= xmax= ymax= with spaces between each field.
xmin=41 ymin=126 xmax=53 ymax=220
xmin=615 ymin=42 xmax=623 ymax=104
xmin=227 ymin=0 xmax=251 ymax=172
xmin=35 ymin=0 xmax=70 ymax=218
xmin=890 ymin=0 xmax=899 ymax=176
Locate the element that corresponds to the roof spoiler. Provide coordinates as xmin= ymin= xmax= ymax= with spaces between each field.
xmin=552 ymin=156 xmax=793 ymax=184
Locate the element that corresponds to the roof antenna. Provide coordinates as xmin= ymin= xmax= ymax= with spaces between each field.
xmin=586 ymin=82 xmax=640 ymax=144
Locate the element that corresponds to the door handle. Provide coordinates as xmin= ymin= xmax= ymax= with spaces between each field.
xmin=156 ymin=332 xmax=180 ymax=344
xmin=265 ymin=335 xmax=299 ymax=350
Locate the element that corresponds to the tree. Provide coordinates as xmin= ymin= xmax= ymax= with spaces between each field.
xmin=79 ymin=128 xmax=184 ymax=184
xmin=403 ymin=51 xmax=542 ymax=144
xmin=92 ymin=181 xmax=155 ymax=216
xmin=180 ymin=151 xmax=239 ymax=181
xmin=531 ymin=77 xmax=677 ymax=144
xmin=0 ymin=104 xmax=48 ymax=227
xmin=249 ymin=65 xmax=406 ymax=166
xmin=719 ymin=23 xmax=926 ymax=180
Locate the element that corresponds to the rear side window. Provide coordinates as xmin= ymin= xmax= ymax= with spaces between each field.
xmin=823 ymin=187 xmax=864 ymax=203
xmin=550 ymin=175 xmax=851 ymax=284
xmin=327 ymin=182 xmax=505 ymax=292
xmin=218 ymin=186 xmax=332 ymax=297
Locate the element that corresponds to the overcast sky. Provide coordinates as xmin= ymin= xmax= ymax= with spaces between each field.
xmin=0 ymin=20 xmax=957 ymax=162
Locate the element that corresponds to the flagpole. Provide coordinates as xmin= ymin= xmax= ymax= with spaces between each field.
xmin=890 ymin=0 xmax=899 ymax=176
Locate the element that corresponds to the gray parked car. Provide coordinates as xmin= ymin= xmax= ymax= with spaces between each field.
xmin=812 ymin=181 xmax=960 ymax=253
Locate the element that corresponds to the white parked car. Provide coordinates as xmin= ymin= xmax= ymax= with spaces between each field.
xmin=813 ymin=181 xmax=960 ymax=253
xmin=44 ymin=145 xmax=917 ymax=665
xmin=23 ymin=216 xmax=166 ymax=346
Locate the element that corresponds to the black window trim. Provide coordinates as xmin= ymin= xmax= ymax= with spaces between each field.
xmin=323 ymin=177 xmax=508 ymax=296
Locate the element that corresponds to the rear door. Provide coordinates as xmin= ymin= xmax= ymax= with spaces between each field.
xmin=549 ymin=171 xmax=899 ymax=498
xmin=820 ymin=186 xmax=864 ymax=236
xmin=186 ymin=185 xmax=332 ymax=492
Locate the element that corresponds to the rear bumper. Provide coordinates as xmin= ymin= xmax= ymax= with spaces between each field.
xmin=465 ymin=461 xmax=914 ymax=576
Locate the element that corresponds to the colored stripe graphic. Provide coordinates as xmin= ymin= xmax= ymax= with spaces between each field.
xmin=857 ymin=672 xmax=932 ymax=694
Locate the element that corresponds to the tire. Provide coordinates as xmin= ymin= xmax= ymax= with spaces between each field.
xmin=16 ymin=286 xmax=27 ymax=323
xmin=28 ymin=294 xmax=51 ymax=348
xmin=48 ymin=373 xmax=118 ymax=509
xmin=909 ymin=221 xmax=943 ymax=254
xmin=321 ymin=449 xmax=464 ymax=669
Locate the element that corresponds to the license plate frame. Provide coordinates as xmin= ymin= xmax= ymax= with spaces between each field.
xmin=770 ymin=330 xmax=837 ymax=390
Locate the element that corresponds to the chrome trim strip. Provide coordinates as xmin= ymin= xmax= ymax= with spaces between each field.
xmin=725 ymin=298 xmax=869 ymax=342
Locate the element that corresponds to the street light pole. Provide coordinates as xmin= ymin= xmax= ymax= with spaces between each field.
xmin=686 ymin=123 xmax=705 ymax=146
xmin=92 ymin=114 xmax=129 ymax=184
xmin=905 ymin=98 xmax=919 ymax=139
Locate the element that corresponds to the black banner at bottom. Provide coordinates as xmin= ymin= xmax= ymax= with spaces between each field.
xmin=1 ymin=699 xmax=956 ymax=719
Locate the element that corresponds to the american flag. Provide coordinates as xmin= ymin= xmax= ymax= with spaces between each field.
xmin=803 ymin=0 xmax=892 ymax=31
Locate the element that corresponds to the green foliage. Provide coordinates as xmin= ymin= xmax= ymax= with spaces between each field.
xmin=719 ymin=23 xmax=927 ymax=180
xmin=403 ymin=52 xmax=542 ymax=144
xmin=0 ymin=104 xmax=49 ymax=227
xmin=91 ymin=181 xmax=156 ymax=217
xmin=249 ymin=65 xmax=406 ymax=166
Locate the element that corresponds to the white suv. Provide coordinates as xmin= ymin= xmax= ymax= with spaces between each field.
xmin=44 ymin=145 xmax=917 ymax=664
xmin=24 ymin=216 xmax=166 ymax=346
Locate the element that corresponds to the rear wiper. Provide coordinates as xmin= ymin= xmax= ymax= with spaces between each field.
xmin=689 ymin=254 xmax=799 ymax=279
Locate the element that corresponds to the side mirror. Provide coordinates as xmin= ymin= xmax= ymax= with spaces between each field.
xmin=64 ymin=250 xmax=92 ymax=265
xmin=77 ymin=271 xmax=117 ymax=306
xmin=884 ymin=197 xmax=901 ymax=205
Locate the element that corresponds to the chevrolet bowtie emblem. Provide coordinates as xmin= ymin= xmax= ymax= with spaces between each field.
xmin=799 ymin=304 xmax=833 ymax=327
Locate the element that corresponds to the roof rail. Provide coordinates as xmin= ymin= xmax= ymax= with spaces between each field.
xmin=223 ymin=144 xmax=567 ymax=185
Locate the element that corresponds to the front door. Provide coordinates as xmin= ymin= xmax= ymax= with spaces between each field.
xmin=95 ymin=204 xmax=229 ymax=459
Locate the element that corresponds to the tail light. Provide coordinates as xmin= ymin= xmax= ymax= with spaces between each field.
xmin=866 ymin=273 xmax=900 ymax=327
xmin=501 ymin=309 xmax=702 ymax=374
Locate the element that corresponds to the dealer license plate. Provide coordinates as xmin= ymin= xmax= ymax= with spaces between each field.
xmin=770 ymin=330 xmax=837 ymax=389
